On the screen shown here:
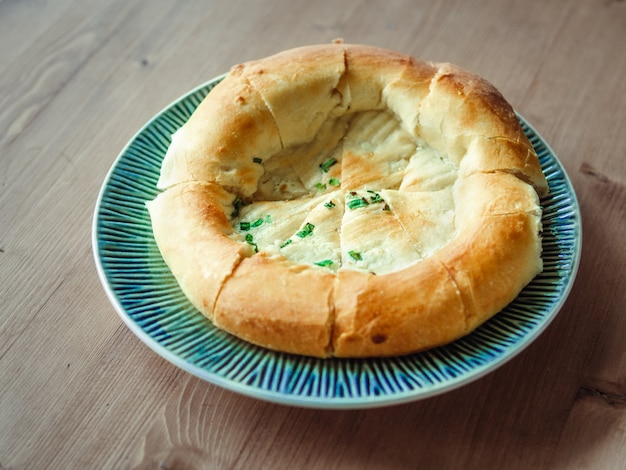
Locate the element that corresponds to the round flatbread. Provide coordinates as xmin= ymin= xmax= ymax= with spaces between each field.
xmin=147 ymin=43 xmax=548 ymax=358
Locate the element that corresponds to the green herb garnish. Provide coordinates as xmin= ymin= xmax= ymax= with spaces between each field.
xmin=347 ymin=197 xmax=369 ymax=210
xmin=315 ymin=182 xmax=327 ymax=192
xmin=348 ymin=250 xmax=362 ymax=261
xmin=240 ymin=214 xmax=270 ymax=231
xmin=319 ymin=157 xmax=337 ymax=173
xmin=296 ymin=222 xmax=315 ymax=238
xmin=280 ymin=239 xmax=293 ymax=248
xmin=245 ymin=233 xmax=258 ymax=252
xmin=231 ymin=196 xmax=245 ymax=218
xmin=324 ymin=200 xmax=336 ymax=209
xmin=367 ymin=190 xmax=383 ymax=204
xmin=253 ymin=157 xmax=263 ymax=164
xmin=328 ymin=178 xmax=340 ymax=186
xmin=314 ymin=259 xmax=334 ymax=267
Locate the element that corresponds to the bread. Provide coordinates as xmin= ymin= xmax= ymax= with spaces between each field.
xmin=147 ymin=43 xmax=548 ymax=358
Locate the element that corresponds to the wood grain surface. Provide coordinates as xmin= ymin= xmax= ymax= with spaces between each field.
xmin=1 ymin=0 xmax=625 ymax=468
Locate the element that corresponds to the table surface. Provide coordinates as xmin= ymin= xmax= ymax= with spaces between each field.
xmin=1 ymin=0 xmax=625 ymax=468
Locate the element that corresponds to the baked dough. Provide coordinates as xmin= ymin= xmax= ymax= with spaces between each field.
xmin=147 ymin=43 xmax=548 ymax=358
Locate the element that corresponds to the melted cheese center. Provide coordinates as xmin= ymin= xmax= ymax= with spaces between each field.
xmin=231 ymin=110 xmax=458 ymax=275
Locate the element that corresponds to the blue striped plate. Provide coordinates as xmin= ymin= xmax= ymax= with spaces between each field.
xmin=92 ymin=76 xmax=581 ymax=409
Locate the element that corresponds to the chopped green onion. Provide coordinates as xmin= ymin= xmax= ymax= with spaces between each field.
xmin=348 ymin=250 xmax=362 ymax=261
xmin=347 ymin=197 xmax=369 ymax=210
xmin=324 ymin=200 xmax=336 ymax=209
xmin=231 ymin=196 xmax=250 ymax=218
xmin=328 ymin=178 xmax=340 ymax=186
xmin=296 ymin=222 xmax=315 ymax=238
xmin=319 ymin=157 xmax=337 ymax=173
xmin=369 ymin=193 xmax=383 ymax=204
xmin=244 ymin=233 xmax=258 ymax=252
xmin=231 ymin=196 xmax=244 ymax=218
xmin=240 ymin=214 xmax=270 ymax=231
xmin=253 ymin=157 xmax=263 ymax=164
xmin=315 ymin=182 xmax=327 ymax=191
xmin=315 ymin=259 xmax=334 ymax=267
xmin=280 ymin=239 xmax=293 ymax=248
xmin=366 ymin=190 xmax=386 ymax=204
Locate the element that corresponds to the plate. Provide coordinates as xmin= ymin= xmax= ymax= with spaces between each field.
xmin=92 ymin=75 xmax=581 ymax=409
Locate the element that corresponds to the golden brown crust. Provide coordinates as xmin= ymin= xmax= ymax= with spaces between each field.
xmin=462 ymin=136 xmax=548 ymax=195
xmin=438 ymin=211 xmax=542 ymax=332
xmin=214 ymin=253 xmax=335 ymax=357
xmin=234 ymin=44 xmax=349 ymax=147
xmin=416 ymin=63 xmax=547 ymax=196
xmin=158 ymin=73 xmax=282 ymax=196
xmin=332 ymin=259 xmax=467 ymax=357
xmin=146 ymin=182 xmax=251 ymax=318
xmin=343 ymin=44 xmax=415 ymax=112
xmin=149 ymin=43 xmax=548 ymax=358
xmin=443 ymin=172 xmax=543 ymax=329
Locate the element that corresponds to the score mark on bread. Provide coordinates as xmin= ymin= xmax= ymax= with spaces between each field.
xmin=147 ymin=43 xmax=548 ymax=358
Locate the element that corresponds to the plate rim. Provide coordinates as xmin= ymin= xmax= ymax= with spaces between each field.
xmin=92 ymin=75 xmax=582 ymax=409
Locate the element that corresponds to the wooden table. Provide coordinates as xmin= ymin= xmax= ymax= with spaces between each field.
xmin=1 ymin=0 xmax=624 ymax=468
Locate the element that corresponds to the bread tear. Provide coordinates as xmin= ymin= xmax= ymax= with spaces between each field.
xmin=239 ymin=44 xmax=349 ymax=148
xmin=157 ymin=74 xmax=281 ymax=196
xmin=332 ymin=260 xmax=468 ymax=357
xmin=436 ymin=211 xmax=543 ymax=331
xmin=213 ymin=252 xmax=335 ymax=357
xmin=147 ymin=182 xmax=250 ymax=320
xmin=459 ymin=135 xmax=548 ymax=196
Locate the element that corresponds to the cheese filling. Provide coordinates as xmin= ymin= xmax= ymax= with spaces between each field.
xmin=230 ymin=109 xmax=458 ymax=275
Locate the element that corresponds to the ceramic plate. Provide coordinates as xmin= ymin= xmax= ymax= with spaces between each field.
xmin=93 ymin=75 xmax=581 ymax=409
